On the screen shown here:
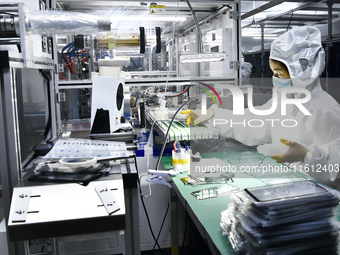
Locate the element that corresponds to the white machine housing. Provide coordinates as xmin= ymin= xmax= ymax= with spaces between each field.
xmin=207 ymin=28 xmax=234 ymax=77
xmin=91 ymin=76 xmax=125 ymax=133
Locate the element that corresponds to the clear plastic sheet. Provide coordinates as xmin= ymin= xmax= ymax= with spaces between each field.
xmin=220 ymin=204 xmax=235 ymax=235
xmin=228 ymin=222 xmax=248 ymax=254
xmin=27 ymin=7 xmax=183 ymax=36
xmin=244 ymin=205 xmax=336 ymax=228
xmin=189 ymin=138 xmax=256 ymax=155
xmin=220 ymin=180 xmax=340 ymax=254
xmin=27 ymin=11 xmax=111 ymax=35
xmin=191 ymin=184 xmax=238 ymax=200
xmin=246 ymin=233 xmax=339 ymax=255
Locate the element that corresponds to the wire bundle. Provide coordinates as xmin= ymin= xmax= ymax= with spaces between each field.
xmin=60 ymin=42 xmax=88 ymax=80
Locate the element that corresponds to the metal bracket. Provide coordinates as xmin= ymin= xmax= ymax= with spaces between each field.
xmin=55 ymin=63 xmax=64 ymax=73
xmin=11 ymin=189 xmax=32 ymax=223
xmin=229 ymin=11 xmax=240 ymax=20
xmin=230 ymin=61 xmax=240 ymax=70
xmin=47 ymin=37 xmax=52 ymax=54
xmin=57 ymin=92 xmax=66 ymax=102
xmin=95 ymin=183 xmax=120 ymax=215
xmin=42 ymin=36 xmax=47 ymax=53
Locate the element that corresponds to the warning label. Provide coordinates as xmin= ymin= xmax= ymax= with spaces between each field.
xmin=150 ymin=5 xmax=165 ymax=15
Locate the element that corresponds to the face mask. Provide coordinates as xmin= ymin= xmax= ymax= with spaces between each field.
xmin=272 ymin=76 xmax=292 ymax=90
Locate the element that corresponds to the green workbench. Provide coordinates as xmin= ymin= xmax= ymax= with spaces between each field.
xmin=161 ymin=150 xmax=320 ymax=255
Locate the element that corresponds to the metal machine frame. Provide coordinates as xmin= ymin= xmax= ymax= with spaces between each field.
xmin=0 ymin=51 xmax=54 ymax=255
xmin=0 ymin=1 xmax=241 ymax=254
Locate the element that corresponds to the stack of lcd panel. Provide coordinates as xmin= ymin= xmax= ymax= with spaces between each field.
xmin=220 ymin=181 xmax=340 ymax=255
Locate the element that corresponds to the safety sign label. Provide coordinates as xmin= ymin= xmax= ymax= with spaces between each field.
xmin=150 ymin=5 xmax=165 ymax=15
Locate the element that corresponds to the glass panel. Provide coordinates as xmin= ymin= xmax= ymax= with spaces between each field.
xmin=59 ymin=88 xmax=92 ymax=134
xmin=16 ymin=69 xmax=47 ymax=160
xmin=56 ymin=28 xmax=171 ymax=80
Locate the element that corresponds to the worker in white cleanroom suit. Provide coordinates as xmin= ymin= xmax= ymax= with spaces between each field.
xmin=182 ymin=26 xmax=340 ymax=189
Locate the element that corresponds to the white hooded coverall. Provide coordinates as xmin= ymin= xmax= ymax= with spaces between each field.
xmin=213 ymin=26 xmax=340 ymax=189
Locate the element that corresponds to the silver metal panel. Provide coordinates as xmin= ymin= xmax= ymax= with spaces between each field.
xmin=0 ymin=64 xmax=25 ymax=255
xmin=1 ymin=67 xmax=22 ymax=210
xmin=95 ymin=182 xmax=121 ymax=215
xmin=48 ymin=72 xmax=58 ymax=141
xmin=9 ymin=180 xmax=125 ymax=225
xmin=8 ymin=179 xmax=125 ymax=241
xmin=17 ymin=3 xmax=33 ymax=68
xmin=7 ymin=51 xmax=24 ymax=68
xmin=10 ymin=189 xmax=31 ymax=223
xmin=121 ymin=161 xmax=141 ymax=255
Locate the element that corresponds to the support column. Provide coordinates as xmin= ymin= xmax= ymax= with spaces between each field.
xmin=122 ymin=159 xmax=141 ymax=255
xmin=0 ymin=64 xmax=25 ymax=255
xmin=170 ymin=188 xmax=179 ymax=255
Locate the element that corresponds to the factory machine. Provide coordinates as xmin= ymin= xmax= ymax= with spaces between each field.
xmin=0 ymin=0 xmax=242 ymax=254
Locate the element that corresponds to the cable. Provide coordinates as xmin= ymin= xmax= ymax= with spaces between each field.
xmin=61 ymin=42 xmax=74 ymax=54
xmin=60 ymin=72 xmax=68 ymax=81
xmin=152 ymin=202 xmax=170 ymax=250
xmin=61 ymin=42 xmax=78 ymax=79
xmin=139 ymin=190 xmax=164 ymax=254
xmin=166 ymin=85 xmax=190 ymax=98
xmin=139 ymin=173 xmax=152 ymax=198
xmin=133 ymin=155 xmax=164 ymax=254
xmin=141 ymin=110 xmax=172 ymax=249
xmin=144 ymin=9 xmax=185 ymax=166
xmin=63 ymin=54 xmax=77 ymax=77
xmin=131 ymin=2 xmax=180 ymax=252
xmin=287 ymin=11 xmax=294 ymax=31
xmin=155 ymin=94 xmax=202 ymax=170
xmin=184 ymin=0 xmax=203 ymax=53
